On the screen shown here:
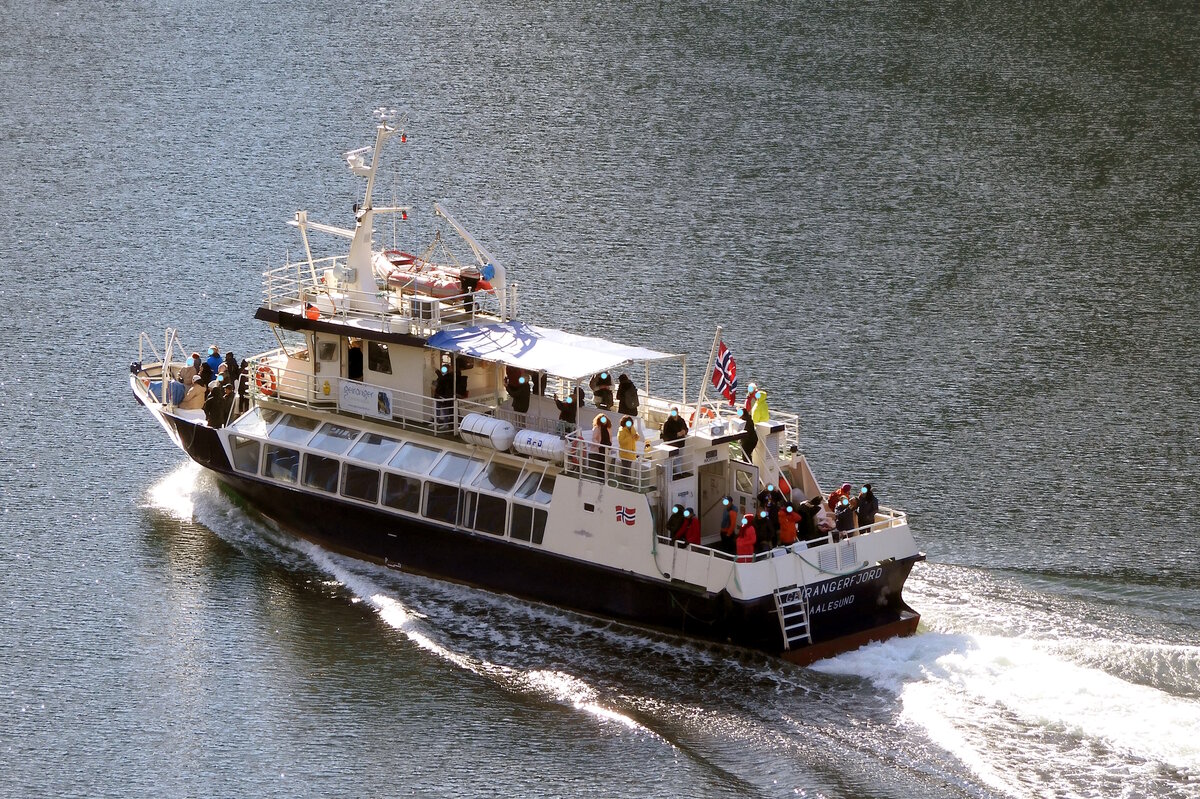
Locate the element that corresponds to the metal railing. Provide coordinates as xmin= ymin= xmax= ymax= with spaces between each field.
xmin=261 ymin=256 xmax=510 ymax=335
xmin=655 ymin=506 xmax=908 ymax=564
xmin=562 ymin=431 xmax=656 ymax=492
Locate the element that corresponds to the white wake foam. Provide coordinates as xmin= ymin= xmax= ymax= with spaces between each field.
xmin=813 ymin=625 xmax=1200 ymax=796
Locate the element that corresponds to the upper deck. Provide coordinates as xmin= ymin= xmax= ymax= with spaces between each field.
xmin=261 ymin=252 xmax=516 ymax=340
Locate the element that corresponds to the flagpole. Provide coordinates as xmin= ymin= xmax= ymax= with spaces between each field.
xmin=696 ymin=325 xmax=722 ymax=411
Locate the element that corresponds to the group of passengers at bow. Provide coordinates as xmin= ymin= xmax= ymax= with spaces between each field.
xmin=666 ymin=482 xmax=881 ymax=560
xmin=170 ymin=345 xmax=249 ymax=428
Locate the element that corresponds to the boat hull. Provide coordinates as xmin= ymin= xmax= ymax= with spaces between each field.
xmin=152 ymin=407 xmax=923 ymax=663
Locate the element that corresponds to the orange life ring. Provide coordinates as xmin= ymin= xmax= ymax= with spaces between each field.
xmin=689 ymin=406 xmax=715 ymax=425
xmin=255 ymin=364 xmax=277 ymax=397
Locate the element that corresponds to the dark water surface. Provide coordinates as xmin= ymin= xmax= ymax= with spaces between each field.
xmin=1 ymin=1 xmax=1197 ymax=797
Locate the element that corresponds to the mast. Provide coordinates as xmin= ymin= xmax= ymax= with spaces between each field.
xmin=342 ymin=109 xmax=404 ymax=312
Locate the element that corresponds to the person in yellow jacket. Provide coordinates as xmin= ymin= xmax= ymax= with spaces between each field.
xmin=750 ymin=387 xmax=770 ymax=424
xmin=617 ymin=415 xmax=642 ymax=485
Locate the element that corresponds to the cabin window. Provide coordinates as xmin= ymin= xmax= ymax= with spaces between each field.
xmin=735 ymin=470 xmax=756 ymax=494
xmin=382 ymin=473 xmax=421 ymax=513
xmin=472 ymin=462 xmax=522 ymax=493
xmin=270 ymin=414 xmax=321 ymax=445
xmin=511 ymin=504 xmax=548 ymax=545
xmin=303 ymin=454 xmax=340 ymax=493
xmin=389 ymin=442 xmax=441 ymax=474
xmin=309 ymin=422 xmax=360 ymax=454
xmin=457 ymin=490 xmax=504 ymax=536
xmin=228 ymin=407 xmax=281 ymax=437
xmin=349 ymin=432 xmax=400 ymax=464
xmin=264 ymin=445 xmax=300 ymax=484
xmin=423 ymin=482 xmax=458 ymax=524
xmin=430 ymin=452 xmax=483 ymax=483
xmin=474 ymin=494 xmax=507 ymax=536
xmin=367 ymin=341 xmax=392 ymax=374
xmin=317 ymin=341 xmax=338 ymax=361
xmin=514 ymin=471 xmax=555 ymax=505
xmin=230 ymin=435 xmax=261 ymax=475
xmin=342 ymin=464 xmax=380 ymax=503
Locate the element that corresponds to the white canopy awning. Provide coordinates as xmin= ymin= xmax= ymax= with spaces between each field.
xmin=426 ymin=321 xmax=680 ymax=380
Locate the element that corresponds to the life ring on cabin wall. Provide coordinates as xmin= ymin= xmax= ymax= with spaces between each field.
xmin=255 ymin=364 xmax=277 ymax=397
xmin=689 ymin=406 xmax=715 ymax=425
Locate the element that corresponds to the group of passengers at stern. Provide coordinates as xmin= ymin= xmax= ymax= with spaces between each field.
xmin=166 ymin=345 xmax=250 ymax=428
xmin=666 ymin=482 xmax=881 ymax=561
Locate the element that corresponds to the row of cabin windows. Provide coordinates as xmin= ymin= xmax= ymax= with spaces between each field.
xmin=232 ymin=436 xmax=547 ymax=545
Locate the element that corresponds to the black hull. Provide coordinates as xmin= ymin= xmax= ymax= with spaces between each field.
xmin=159 ymin=411 xmax=923 ymax=662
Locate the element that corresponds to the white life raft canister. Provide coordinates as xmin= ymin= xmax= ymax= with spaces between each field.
xmin=513 ymin=430 xmax=566 ymax=463
xmin=459 ymin=413 xmax=516 ymax=451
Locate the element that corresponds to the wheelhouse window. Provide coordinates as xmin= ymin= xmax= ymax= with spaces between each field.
xmin=389 ymin=442 xmax=441 ymax=474
xmin=367 ymin=341 xmax=392 ymax=374
xmin=230 ymin=435 xmax=261 ymax=475
xmin=349 ymin=433 xmax=400 ymax=464
xmin=382 ymin=473 xmax=421 ymax=514
xmin=341 ymin=464 xmax=380 ymax=503
xmin=511 ymin=504 xmax=548 ymax=545
xmin=303 ymin=454 xmax=340 ymax=493
xmin=423 ymin=482 xmax=458 ymax=524
xmin=270 ymin=414 xmax=321 ymax=445
xmin=264 ymin=445 xmax=300 ymax=484
xmin=309 ymin=422 xmax=360 ymax=454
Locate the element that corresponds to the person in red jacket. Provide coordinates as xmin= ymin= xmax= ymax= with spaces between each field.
xmin=736 ymin=515 xmax=757 ymax=562
xmin=675 ymin=508 xmax=701 ymax=547
xmin=778 ymin=503 xmax=802 ymax=547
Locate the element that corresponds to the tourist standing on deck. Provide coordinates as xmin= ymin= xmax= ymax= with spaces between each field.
xmin=508 ymin=373 xmax=531 ymax=424
xmin=737 ymin=407 xmax=758 ymax=462
xmin=743 ymin=382 xmax=758 ymax=414
xmin=590 ymin=372 xmax=614 ymax=409
xmin=778 ymin=503 xmax=801 ymax=547
xmin=617 ymin=415 xmax=641 ymax=484
xmin=719 ymin=497 xmax=739 ymax=554
xmin=616 ymin=373 xmax=639 ymax=416
xmin=554 ymin=388 xmax=581 ymax=433
xmin=736 ymin=515 xmax=757 ymax=562
xmin=676 ymin=508 xmax=700 ymax=546
xmin=660 ymin=407 xmax=689 ymax=447
xmin=751 ymin=388 xmax=770 ymax=424
xmin=223 ymin=352 xmax=241 ymax=385
xmin=797 ymin=496 xmax=822 ymax=543
xmin=857 ymin=484 xmax=879 ymax=531
xmin=434 ymin=365 xmax=455 ymax=430
xmin=588 ymin=414 xmax=613 ymax=478
xmin=835 ymin=496 xmax=858 ymax=540
xmin=665 ymin=505 xmax=685 ymax=540
xmin=204 ymin=346 xmax=223 ymax=375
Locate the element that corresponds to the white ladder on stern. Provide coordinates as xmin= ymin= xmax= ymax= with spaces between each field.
xmin=774 ymin=586 xmax=813 ymax=650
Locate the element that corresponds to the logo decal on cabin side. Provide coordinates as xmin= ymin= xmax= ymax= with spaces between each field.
xmin=615 ymin=506 xmax=636 ymax=525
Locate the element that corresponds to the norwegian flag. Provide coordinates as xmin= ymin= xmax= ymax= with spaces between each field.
xmin=615 ymin=505 xmax=637 ymax=526
xmin=712 ymin=341 xmax=738 ymax=406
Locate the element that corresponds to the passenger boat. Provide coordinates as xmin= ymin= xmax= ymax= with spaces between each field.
xmin=130 ymin=113 xmax=925 ymax=666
